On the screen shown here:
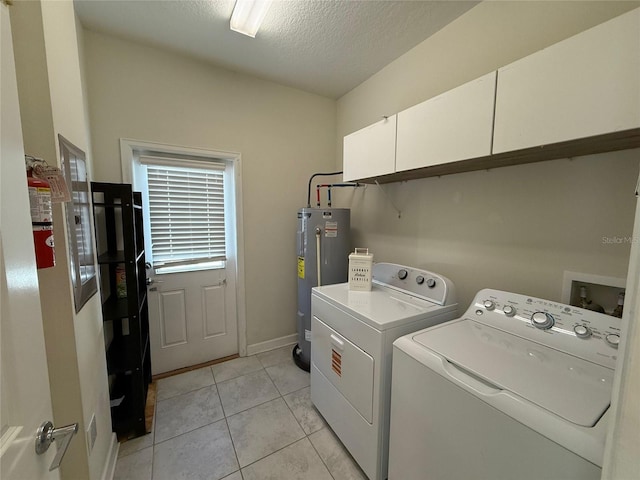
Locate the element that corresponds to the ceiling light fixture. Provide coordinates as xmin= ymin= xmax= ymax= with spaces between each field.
xmin=230 ymin=0 xmax=273 ymax=38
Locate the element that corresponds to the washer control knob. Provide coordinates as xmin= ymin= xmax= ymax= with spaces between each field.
xmin=426 ymin=278 xmax=436 ymax=288
xmin=483 ymin=300 xmax=495 ymax=311
xmin=398 ymin=269 xmax=408 ymax=280
xmin=416 ymin=276 xmax=425 ymax=285
xmin=605 ymin=334 xmax=620 ymax=349
xmin=573 ymin=325 xmax=592 ymax=339
xmin=503 ymin=305 xmax=516 ymax=317
xmin=531 ymin=312 xmax=554 ymax=330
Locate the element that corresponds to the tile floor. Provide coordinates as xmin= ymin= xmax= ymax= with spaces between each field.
xmin=114 ymin=345 xmax=367 ymax=480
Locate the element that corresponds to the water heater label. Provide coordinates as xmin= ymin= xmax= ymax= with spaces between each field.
xmin=297 ymin=256 xmax=305 ymax=279
xmin=325 ymin=221 xmax=338 ymax=238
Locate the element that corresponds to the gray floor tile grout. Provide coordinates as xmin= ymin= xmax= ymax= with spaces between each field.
xmin=238 ymin=436 xmax=311 ymax=472
xmin=307 ymin=432 xmax=338 ymax=480
xmin=281 ymin=384 xmax=311 ymax=435
xmin=222 ymin=415 xmax=243 ymax=480
xmin=278 ymin=379 xmax=335 ymax=478
xmin=117 ymin=350 xmax=332 ymax=480
xmin=156 ymin=381 xmax=218 ymax=404
xmin=152 ymin=415 xmax=228 ymax=448
xmin=224 ymin=394 xmax=282 ymax=419
xmin=215 ymin=367 xmax=266 ymax=387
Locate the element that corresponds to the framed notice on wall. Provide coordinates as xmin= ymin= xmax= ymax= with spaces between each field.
xmin=59 ymin=134 xmax=98 ymax=312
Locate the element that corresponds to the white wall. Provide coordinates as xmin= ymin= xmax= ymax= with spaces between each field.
xmin=82 ymin=31 xmax=337 ymax=347
xmin=335 ymin=1 xmax=640 ymax=310
xmin=11 ymin=2 xmax=112 ymax=479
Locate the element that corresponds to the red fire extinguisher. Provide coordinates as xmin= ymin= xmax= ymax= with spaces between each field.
xmin=27 ymin=168 xmax=55 ymax=269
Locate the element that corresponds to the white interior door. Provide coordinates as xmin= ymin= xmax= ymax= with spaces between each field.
xmin=1 ymin=4 xmax=59 ymax=478
xmin=124 ymin=146 xmax=241 ymax=375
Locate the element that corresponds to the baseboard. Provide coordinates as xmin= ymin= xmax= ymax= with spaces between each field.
xmin=100 ymin=433 xmax=119 ymax=480
xmin=246 ymin=333 xmax=297 ymax=356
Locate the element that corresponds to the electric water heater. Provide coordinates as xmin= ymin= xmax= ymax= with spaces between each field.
xmin=294 ymin=207 xmax=350 ymax=370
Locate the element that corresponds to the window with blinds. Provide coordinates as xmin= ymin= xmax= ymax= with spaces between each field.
xmin=141 ymin=156 xmax=226 ymax=272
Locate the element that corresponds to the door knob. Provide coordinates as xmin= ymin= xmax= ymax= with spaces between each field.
xmin=35 ymin=421 xmax=78 ymax=471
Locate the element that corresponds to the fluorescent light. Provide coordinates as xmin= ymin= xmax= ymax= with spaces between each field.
xmin=230 ymin=0 xmax=272 ymax=38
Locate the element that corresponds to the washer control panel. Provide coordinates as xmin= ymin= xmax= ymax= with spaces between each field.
xmin=372 ymin=262 xmax=456 ymax=306
xmin=468 ymin=288 xmax=622 ymax=369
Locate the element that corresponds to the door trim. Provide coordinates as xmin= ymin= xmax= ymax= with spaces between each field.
xmin=119 ymin=138 xmax=247 ymax=357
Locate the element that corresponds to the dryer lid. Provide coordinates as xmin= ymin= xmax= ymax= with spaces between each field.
xmin=412 ymin=319 xmax=614 ymax=427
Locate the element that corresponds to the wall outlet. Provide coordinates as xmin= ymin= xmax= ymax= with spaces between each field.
xmin=86 ymin=413 xmax=97 ymax=454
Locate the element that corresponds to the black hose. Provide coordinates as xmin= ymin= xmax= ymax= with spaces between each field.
xmin=307 ymin=171 xmax=343 ymax=207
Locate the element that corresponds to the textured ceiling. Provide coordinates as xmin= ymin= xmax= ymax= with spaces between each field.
xmin=74 ymin=0 xmax=479 ymax=98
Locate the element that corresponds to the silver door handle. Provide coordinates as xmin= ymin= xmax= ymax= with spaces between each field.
xmin=35 ymin=421 xmax=78 ymax=471
xmin=146 ymin=278 xmax=164 ymax=286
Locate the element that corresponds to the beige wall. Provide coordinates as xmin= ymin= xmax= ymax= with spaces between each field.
xmin=335 ymin=1 xmax=640 ymax=310
xmin=11 ymin=1 xmax=112 ymax=479
xmin=82 ymin=31 xmax=337 ymax=346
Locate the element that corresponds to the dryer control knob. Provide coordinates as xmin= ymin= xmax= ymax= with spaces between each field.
xmin=416 ymin=276 xmax=425 ymax=285
xmin=398 ymin=269 xmax=408 ymax=280
xmin=483 ymin=300 xmax=495 ymax=311
xmin=531 ymin=312 xmax=554 ymax=330
xmin=574 ymin=325 xmax=592 ymax=339
xmin=503 ymin=305 xmax=516 ymax=317
xmin=426 ymin=278 xmax=436 ymax=288
xmin=605 ymin=333 xmax=620 ymax=349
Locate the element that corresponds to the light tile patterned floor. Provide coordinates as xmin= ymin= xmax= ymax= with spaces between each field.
xmin=114 ymin=345 xmax=367 ymax=480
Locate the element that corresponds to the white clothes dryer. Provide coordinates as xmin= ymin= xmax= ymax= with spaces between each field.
xmin=310 ymin=263 xmax=458 ymax=480
xmin=389 ymin=288 xmax=621 ymax=480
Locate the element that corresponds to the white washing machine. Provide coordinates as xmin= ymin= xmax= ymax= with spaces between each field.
xmin=310 ymin=262 xmax=458 ymax=480
xmin=389 ymin=288 xmax=622 ymax=480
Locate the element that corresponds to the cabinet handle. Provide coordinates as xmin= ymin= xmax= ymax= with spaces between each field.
xmin=330 ymin=334 xmax=344 ymax=350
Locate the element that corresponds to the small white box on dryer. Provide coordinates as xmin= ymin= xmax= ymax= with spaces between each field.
xmin=348 ymin=248 xmax=373 ymax=291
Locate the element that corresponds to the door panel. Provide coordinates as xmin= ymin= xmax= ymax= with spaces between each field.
xmin=158 ymin=289 xmax=188 ymax=346
xmin=493 ymin=9 xmax=640 ymax=154
xmin=396 ymin=71 xmax=496 ymax=171
xmin=203 ymin=284 xmax=226 ymax=338
xmin=0 ymin=4 xmax=59 ymax=478
xmin=311 ymin=317 xmax=375 ymax=423
xmin=343 ymin=114 xmax=397 ymax=181
xmin=148 ymin=268 xmax=237 ymax=374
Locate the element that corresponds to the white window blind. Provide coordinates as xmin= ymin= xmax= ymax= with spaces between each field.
xmin=141 ymin=156 xmax=226 ymax=268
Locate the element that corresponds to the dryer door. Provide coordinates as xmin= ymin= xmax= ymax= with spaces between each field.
xmin=311 ymin=316 xmax=374 ymax=423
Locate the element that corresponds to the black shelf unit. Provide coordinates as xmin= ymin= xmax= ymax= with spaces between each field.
xmin=91 ymin=182 xmax=151 ymax=439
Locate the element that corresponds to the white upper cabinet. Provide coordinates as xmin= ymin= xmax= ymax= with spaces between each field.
xmin=343 ymin=114 xmax=397 ymax=181
xmin=493 ymin=8 xmax=640 ymax=154
xmin=396 ymin=71 xmax=497 ymax=172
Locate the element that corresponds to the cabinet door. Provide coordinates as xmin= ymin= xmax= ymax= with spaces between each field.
xmin=493 ymin=8 xmax=640 ymax=154
xmin=343 ymin=114 xmax=396 ymax=181
xmin=396 ymin=72 xmax=496 ymax=172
